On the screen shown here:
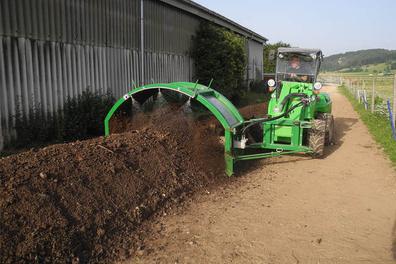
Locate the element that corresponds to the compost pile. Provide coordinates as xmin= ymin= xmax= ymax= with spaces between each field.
xmin=0 ymin=107 xmax=226 ymax=263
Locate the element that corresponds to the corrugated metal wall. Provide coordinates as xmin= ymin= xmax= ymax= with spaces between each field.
xmin=0 ymin=0 xmax=264 ymax=150
xmin=144 ymin=0 xmax=199 ymax=54
xmin=0 ymin=0 xmax=196 ymax=149
xmin=142 ymin=0 xmax=197 ymax=84
xmin=0 ymin=0 xmax=141 ymax=49
xmin=247 ymin=39 xmax=264 ymax=82
xmin=0 ymin=37 xmax=143 ymax=146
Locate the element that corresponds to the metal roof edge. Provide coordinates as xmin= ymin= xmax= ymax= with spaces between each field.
xmin=159 ymin=0 xmax=268 ymax=44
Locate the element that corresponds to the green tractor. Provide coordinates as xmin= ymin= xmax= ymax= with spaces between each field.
xmin=104 ymin=48 xmax=334 ymax=176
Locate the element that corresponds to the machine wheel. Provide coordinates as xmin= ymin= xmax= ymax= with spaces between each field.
xmin=317 ymin=113 xmax=335 ymax=146
xmin=325 ymin=115 xmax=335 ymax=145
xmin=308 ymin=119 xmax=326 ymax=158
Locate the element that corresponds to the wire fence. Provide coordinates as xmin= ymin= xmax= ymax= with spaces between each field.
xmin=320 ymin=74 xmax=395 ymax=116
xmin=345 ymin=76 xmax=394 ymax=116
xmin=319 ymin=74 xmax=396 ymax=139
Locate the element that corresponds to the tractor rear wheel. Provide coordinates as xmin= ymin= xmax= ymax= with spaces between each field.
xmin=317 ymin=113 xmax=335 ymax=146
xmin=308 ymin=119 xmax=326 ymax=158
xmin=325 ymin=115 xmax=335 ymax=145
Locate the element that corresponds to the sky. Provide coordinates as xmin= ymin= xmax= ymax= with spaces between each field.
xmin=193 ymin=0 xmax=396 ymax=56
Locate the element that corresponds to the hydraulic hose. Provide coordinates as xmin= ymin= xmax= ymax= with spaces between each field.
xmin=241 ymin=101 xmax=305 ymax=135
xmin=278 ymin=93 xmax=308 ymax=111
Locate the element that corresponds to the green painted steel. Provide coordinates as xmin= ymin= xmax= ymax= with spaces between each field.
xmin=315 ymin=92 xmax=332 ymax=113
xmin=104 ymin=82 xmax=244 ymax=176
xmin=104 ymin=78 xmax=332 ymax=176
xmin=235 ymin=149 xmax=311 ymax=161
xmin=104 ymin=82 xmax=244 ymax=134
xmin=260 ymin=81 xmax=332 ymax=152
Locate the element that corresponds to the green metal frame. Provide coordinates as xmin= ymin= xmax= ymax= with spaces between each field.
xmin=104 ymin=82 xmax=244 ymax=176
xmin=262 ymin=81 xmax=332 ymax=148
xmin=104 ymin=80 xmax=333 ymax=177
xmin=225 ymin=81 xmax=332 ymax=173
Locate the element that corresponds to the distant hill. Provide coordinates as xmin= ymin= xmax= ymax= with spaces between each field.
xmin=322 ymin=49 xmax=396 ymax=72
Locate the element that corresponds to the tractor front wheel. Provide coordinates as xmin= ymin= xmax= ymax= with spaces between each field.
xmin=308 ymin=119 xmax=326 ymax=158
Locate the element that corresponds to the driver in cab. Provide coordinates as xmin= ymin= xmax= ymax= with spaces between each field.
xmin=287 ymin=55 xmax=308 ymax=82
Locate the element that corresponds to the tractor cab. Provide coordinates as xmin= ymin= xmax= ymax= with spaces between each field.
xmin=275 ymin=48 xmax=323 ymax=84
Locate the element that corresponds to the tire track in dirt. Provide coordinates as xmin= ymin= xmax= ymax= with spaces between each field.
xmin=126 ymin=85 xmax=396 ymax=264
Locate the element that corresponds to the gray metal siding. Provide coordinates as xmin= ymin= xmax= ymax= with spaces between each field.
xmin=0 ymin=0 xmax=263 ymax=150
xmin=247 ymin=39 xmax=263 ymax=81
xmin=0 ymin=0 xmax=197 ymax=148
xmin=0 ymin=0 xmax=141 ymax=49
xmin=0 ymin=36 xmax=193 ymax=147
xmin=144 ymin=0 xmax=199 ymax=54
xmin=159 ymin=0 xmax=267 ymax=43
xmin=0 ymin=0 xmax=201 ymax=54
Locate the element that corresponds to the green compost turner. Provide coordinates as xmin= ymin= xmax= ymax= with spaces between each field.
xmin=104 ymin=48 xmax=334 ymax=176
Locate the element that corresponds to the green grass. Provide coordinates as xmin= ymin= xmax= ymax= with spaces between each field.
xmin=362 ymin=62 xmax=392 ymax=73
xmin=331 ymin=62 xmax=396 ymax=75
xmin=321 ymin=72 xmax=394 ymax=97
xmin=339 ymin=85 xmax=396 ymax=166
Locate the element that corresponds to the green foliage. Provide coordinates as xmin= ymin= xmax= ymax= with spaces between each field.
xmin=249 ymin=80 xmax=267 ymax=93
xmin=191 ymin=22 xmax=247 ymax=102
xmin=391 ymin=62 xmax=396 ymax=70
xmin=342 ymin=67 xmax=363 ymax=73
xmin=375 ymin=96 xmax=384 ymax=105
xmin=339 ymin=85 xmax=396 ymax=166
xmin=323 ymin=49 xmax=396 ymax=71
xmin=384 ymin=64 xmax=392 ymax=75
xmin=263 ymin=42 xmax=291 ymax=73
xmin=14 ymin=107 xmax=61 ymax=148
xmin=13 ymin=91 xmax=115 ymax=149
xmin=239 ymin=90 xmax=269 ymax=108
xmin=232 ymin=80 xmax=270 ymax=107
xmin=62 ymin=91 xmax=115 ymax=141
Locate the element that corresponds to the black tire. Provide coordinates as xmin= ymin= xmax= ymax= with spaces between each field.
xmin=317 ymin=113 xmax=335 ymax=146
xmin=308 ymin=119 xmax=326 ymax=158
xmin=325 ymin=115 xmax=335 ymax=146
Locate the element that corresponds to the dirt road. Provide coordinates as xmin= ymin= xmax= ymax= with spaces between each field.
xmin=128 ymin=85 xmax=396 ymax=264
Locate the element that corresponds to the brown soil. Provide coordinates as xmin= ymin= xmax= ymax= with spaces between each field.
xmin=1 ymin=104 xmax=248 ymax=263
xmin=0 ymin=101 xmax=271 ymax=264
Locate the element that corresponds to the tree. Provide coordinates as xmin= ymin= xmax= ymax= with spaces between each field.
xmin=191 ymin=22 xmax=247 ymax=102
xmin=263 ymin=42 xmax=291 ymax=73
